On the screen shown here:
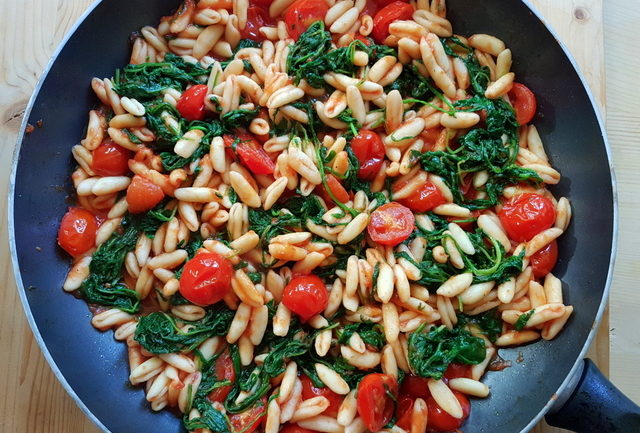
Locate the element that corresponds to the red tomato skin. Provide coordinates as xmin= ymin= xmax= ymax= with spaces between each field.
xmin=207 ymin=350 xmax=236 ymax=403
xmin=251 ymin=0 xmax=274 ymax=7
xmin=241 ymin=6 xmax=271 ymax=41
xmin=443 ymin=363 xmax=472 ymax=382
xmin=357 ymin=373 xmax=399 ymax=432
xmin=373 ymin=0 xmax=409 ymax=6
xmin=91 ymin=141 xmax=131 ymax=176
xmin=395 ymin=396 xmax=414 ymax=431
xmin=353 ymin=34 xmax=372 ymax=46
xmin=126 ymin=175 xmax=165 ymax=214
xmin=350 ymin=130 xmax=385 ymax=180
xmin=367 ymin=202 xmax=415 ymax=246
xmin=426 ymin=391 xmax=471 ymax=431
xmin=300 ymin=375 xmax=343 ymax=417
xmin=319 ymin=174 xmax=350 ymax=204
xmin=229 ymin=396 xmax=267 ymax=433
xmin=282 ymin=276 xmax=329 ymax=321
xmin=400 ymin=374 xmax=431 ymax=400
xmin=284 ymin=0 xmax=330 ymax=40
xmin=57 ymin=208 xmax=98 ymax=256
xmin=231 ymin=133 xmax=276 ymax=175
xmin=508 ymin=82 xmax=537 ymax=125
xmin=179 ymin=252 xmax=234 ymax=306
xmin=372 ymin=2 xmax=414 ymax=44
xmin=176 ymin=84 xmax=209 ymax=121
xmin=280 ymin=424 xmax=319 ymax=433
xmin=395 ymin=180 xmax=446 ymax=213
xmin=498 ymin=193 xmax=556 ymax=242
xmin=531 ymin=240 xmax=559 ymax=278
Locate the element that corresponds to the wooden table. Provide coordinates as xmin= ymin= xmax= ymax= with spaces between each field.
xmin=0 ymin=1 xmax=636 ymax=432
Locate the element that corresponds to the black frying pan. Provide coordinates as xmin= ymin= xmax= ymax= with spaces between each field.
xmin=9 ymin=0 xmax=637 ymax=432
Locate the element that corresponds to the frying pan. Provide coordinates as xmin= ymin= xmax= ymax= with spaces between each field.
xmin=8 ymin=0 xmax=637 ymax=432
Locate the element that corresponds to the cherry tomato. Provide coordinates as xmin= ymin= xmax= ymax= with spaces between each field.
xmin=356 ymin=373 xmax=398 ymax=432
xmin=284 ymin=0 xmax=330 ymax=40
xmin=353 ymin=34 xmax=372 ymax=46
xmin=300 ymin=374 xmax=344 ymax=417
xmin=395 ymin=396 xmax=414 ymax=431
xmin=126 ymin=175 xmax=165 ymax=214
xmin=367 ymin=202 xmax=415 ymax=246
xmin=91 ymin=141 xmax=131 ymax=176
xmin=57 ymin=208 xmax=98 ymax=256
xmin=498 ymin=193 xmax=555 ymax=242
xmin=420 ymin=126 xmax=443 ymax=150
xmin=508 ymin=82 xmax=537 ymax=125
xmin=444 ymin=363 xmax=472 ymax=382
xmin=251 ymin=0 xmax=274 ymax=7
xmin=530 ymin=240 xmax=558 ymax=278
xmin=179 ymin=252 xmax=234 ymax=306
xmin=207 ymin=350 xmax=236 ymax=403
xmin=227 ymin=132 xmax=276 ymax=175
xmin=400 ymin=374 xmax=431 ymax=400
xmin=241 ymin=6 xmax=271 ymax=41
xmin=426 ymin=390 xmax=471 ymax=431
xmin=373 ymin=0 xmax=409 ymax=6
xmin=371 ymin=1 xmax=414 ymax=44
xmin=282 ymin=275 xmax=328 ymax=321
xmin=350 ymin=130 xmax=385 ymax=180
xmin=176 ymin=84 xmax=209 ymax=121
xmin=393 ymin=179 xmax=446 ymax=213
xmin=280 ymin=424 xmax=319 ymax=433
xmin=229 ymin=396 xmax=267 ymax=433
xmin=318 ymin=174 xmax=350 ymax=205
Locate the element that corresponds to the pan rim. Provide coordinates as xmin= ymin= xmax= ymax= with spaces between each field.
xmin=7 ymin=1 xmax=618 ymax=433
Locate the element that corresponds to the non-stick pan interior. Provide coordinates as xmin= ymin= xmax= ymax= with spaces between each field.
xmin=11 ymin=0 xmax=613 ymax=431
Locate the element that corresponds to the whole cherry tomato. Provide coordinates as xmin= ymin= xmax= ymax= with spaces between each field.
xmin=284 ymin=0 xmax=330 ymax=40
xmin=241 ymin=6 xmax=271 ymax=41
xmin=400 ymin=374 xmax=431 ymax=400
xmin=394 ymin=179 xmax=446 ymax=213
xmin=92 ymin=141 xmax=131 ymax=176
xmin=207 ymin=349 xmax=236 ymax=403
xmin=426 ymin=390 xmax=471 ymax=431
xmin=300 ymin=374 xmax=344 ymax=417
xmin=372 ymin=1 xmax=414 ymax=44
xmin=282 ymin=275 xmax=328 ymax=321
xmin=508 ymin=82 xmax=537 ymax=125
xmin=530 ymin=239 xmax=558 ymax=278
xmin=228 ymin=396 xmax=267 ymax=433
xmin=224 ymin=133 xmax=275 ymax=175
xmin=176 ymin=84 xmax=209 ymax=121
xmin=126 ymin=175 xmax=165 ymax=214
xmin=367 ymin=202 xmax=415 ymax=246
xmin=57 ymin=207 xmax=98 ymax=256
xmin=179 ymin=252 xmax=234 ymax=306
xmin=318 ymin=174 xmax=350 ymax=205
xmin=498 ymin=193 xmax=555 ymax=242
xmin=444 ymin=363 xmax=473 ymax=382
xmin=350 ymin=130 xmax=385 ymax=180
xmin=356 ymin=373 xmax=398 ymax=432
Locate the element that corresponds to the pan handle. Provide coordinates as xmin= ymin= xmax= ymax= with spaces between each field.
xmin=545 ymin=359 xmax=640 ymax=432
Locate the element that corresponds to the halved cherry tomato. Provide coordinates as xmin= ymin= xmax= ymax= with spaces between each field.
xmin=251 ymin=0 xmax=274 ymax=7
xmin=280 ymin=424 xmax=319 ymax=433
xmin=126 ymin=175 xmax=165 ymax=214
xmin=393 ymin=179 xmax=446 ymax=213
xmin=508 ymin=82 xmax=537 ymax=125
xmin=300 ymin=374 xmax=344 ymax=417
xmin=229 ymin=396 xmax=267 ymax=433
xmin=91 ymin=141 xmax=131 ymax=176
xmin=530 ymin=239 xmax=558 ymax=278
xmin=284 ymin=0 xmax=330 ymax=40
xmin=228 ymin=132 xmax=276 ymax=175
xmin=426 ymin=390 xmax=471 ymax=431
xmin=318 ymin=174 xmax=350 ymax=205
xmin=395 ymin=396 xmax=414 ymax=431
xmin=179 ymin=252 xmax=234 ymax=306
xmin=350 ymin=130 xmax=385 ymax=180
xmin=241 ymin=6 xmax=271 ymax=41
xmin=498 ymin=193 xmax=555 ymax=242
xmin=282 ymin=275 xmax=328 ymax=321
xmin=57 ymin=207 xmax=98 ymax=257
xmin=371 ymin=1 xmax=414 ymax=44
xmin=444 ymin=363 xmax=472 ymax=382
xmin=367 ymin=202 xmax=415 ymax=246
xmin=400 ymin=374 xmax=431 ymax=400
xmin=176 ymin=84 xmax=209 ymax=121
xmin=357 ymin=373 xmax=398 ymax=432
xmin=373 ymin=0 xmax=409 ymax=6
xmin=207 ymin=349 xmax=236 ymax=403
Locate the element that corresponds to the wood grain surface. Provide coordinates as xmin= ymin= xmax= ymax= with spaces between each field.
xmin=0 ymin=1 xmax=636 ymax=432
